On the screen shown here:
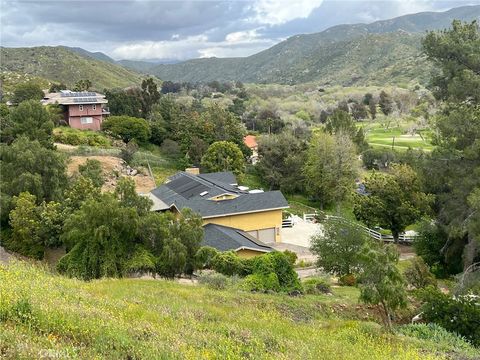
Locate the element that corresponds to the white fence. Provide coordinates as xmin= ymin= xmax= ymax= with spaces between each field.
xmin=282 ymin=218 xmax=294 ymax=228
xmin=302 ymin=212 xmax=416 ymax=244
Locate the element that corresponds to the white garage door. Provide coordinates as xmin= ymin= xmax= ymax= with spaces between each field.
xmin=247 ymin=228 xmax=276 ymax=244
xmin=258 ymin=228 xmax=275 ymax=243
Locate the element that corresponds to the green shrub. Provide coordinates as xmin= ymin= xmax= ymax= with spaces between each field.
xmin=302 ymin=277 xmax=332 ymax=295
xmin=65 ymin=132 xmax=82 ymax=145
xmin=419 ymin=287 xmax=480 ymax=346
xmin=249 ymin=251 xmax=301 ymax=292
xmin=242 ymin=273 xmax=280 ymax=292
xmin=78 ymin=159 xmax=104 ymax=188
xmin=195 ymin=246 xmax=219 ymax=269
xmin=398 ymin=323 xmax=475 ymax=353
xmin=53 ymin=128 xmax=111 ymax=147
xmin=283 ymin=250 xmax=298 ymax=265
xmin=102 ymin=115 xmax=151 ymax=144
xmin=211 ymin=251 xmax=301 ymax=292
xmin=296 ymin=259 xmax=313 ymax=268
xmin=362 ymin=148 xmax=396 ymax=170
xmin=404 ymin=258 xmax=437 ymax=289
xmin=198 ymin=272 xmax=229 ymax=290
xmin=339 ymin=274 xmax=357 ymax=286
xmin=211 ymin=251 xmax=244 ymax=276
xmin=126 ymin=245 xmax=157 ymax=274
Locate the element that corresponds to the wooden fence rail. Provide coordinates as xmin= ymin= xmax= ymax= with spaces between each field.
xmin=301 ymin=212 xmax=416 ymax=244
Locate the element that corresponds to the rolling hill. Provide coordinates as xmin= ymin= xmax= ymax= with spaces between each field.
xmin=0 ymin=46 xmax=145 ymax=90
xmin=2 ymin=261 xmax=479 ymax=359
xmin=142 ymin=5 xmax=480 ymax=85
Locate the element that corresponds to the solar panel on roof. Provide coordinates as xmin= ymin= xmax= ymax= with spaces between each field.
xmin=166 ymin=176 xmax=209 ymax=199
xmin=73 ymin=97 xmax=98 ymax=103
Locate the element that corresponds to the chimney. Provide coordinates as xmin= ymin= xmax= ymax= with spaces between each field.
xmin=185 ymin=167 xmax=200 ymax=175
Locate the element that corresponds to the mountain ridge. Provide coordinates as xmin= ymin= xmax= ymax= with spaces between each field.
xmin=0 ymin=46 xmax=145 ymax=90
xmin=133 ymin=5 xmax=480 ymax=85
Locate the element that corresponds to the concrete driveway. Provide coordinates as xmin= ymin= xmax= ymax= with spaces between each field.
xmin=281 ymin=215 xmax=322 ymax=248
xmin=268 ymin=216 xmax=323 ymax=263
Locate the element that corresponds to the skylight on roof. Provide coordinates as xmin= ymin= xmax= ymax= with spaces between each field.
xmin=200 ymin=191 xmax=209 ymax=196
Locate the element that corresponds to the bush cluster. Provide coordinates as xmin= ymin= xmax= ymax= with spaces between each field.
xmin=197 ymin=272 xmax=230 ymax=290
xmin=419 ymin=287 xmax=480 ymax=347
xmin=404 ymin=257 xmax=437 ymax=289
xmin=398 ymin=323 xmax=476 ymax=353
xmin=203 ymin=249 xmax=302 ymax=293
xmin=53 ymin=128 xmax=111 ymax=147
xmin=302 ymin=277 xmax=332 ymax=295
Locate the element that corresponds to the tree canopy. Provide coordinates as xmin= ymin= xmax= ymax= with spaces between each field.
xmin=304 ymin=132 xmax=357 ymax=210
xmin=420 ymin=20 xmax=480 ymax=271
xmin=256 ymin=132 xmax=306 ymax=193
xmin=354 ymin=164 xmax=431 ymax=242
xmin=12 ymin=83 xmax=44 ymax=104
xmin=101 ymin=115 xmax=151 ymax=143
xmin=0 ymin=137 xmax=67 ymax=223
xmin=201 ymin=141 xmax=245 ymax=176
xmin=358 ymin=242 xmax=407 ymax=329
xmin=7 ymin=100 xmax=54 ymax=147
xmin=310 ymin=218 xmax=367 ymax=277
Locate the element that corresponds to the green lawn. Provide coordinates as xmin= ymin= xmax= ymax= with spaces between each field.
xmin=2 ymin=262 xmax=477 ymax=359
xmin=361 ymin=122 xmax=434 ymax=152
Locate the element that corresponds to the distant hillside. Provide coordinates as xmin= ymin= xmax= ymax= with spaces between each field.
xmin=62 ymin=46 xmax=116 ymax=64
xmin=0 ymin=46 xmax=145 ymax=90
xmin=118 ymin=59 xmax=158 ymax=73
xmin=146 ymin=5 xmax=480 ymax=85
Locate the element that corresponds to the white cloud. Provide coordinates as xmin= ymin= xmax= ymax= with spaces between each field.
xmin=251 ymin=0 xmax=324 ymax=25
xmin=225 ymin=29 xmax=261 ymax=43
xmin=111 ymin=33 xmax=278 ymax=60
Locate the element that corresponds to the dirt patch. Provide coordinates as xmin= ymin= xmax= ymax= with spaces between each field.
xmin=67 ymin=155 xmax=156 ymax=193
xmin=0 ymin=246 xmax=14 ymax=265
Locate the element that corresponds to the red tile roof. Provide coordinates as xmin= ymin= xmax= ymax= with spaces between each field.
xmin=243 ymin=135 xmax=257 ymax=149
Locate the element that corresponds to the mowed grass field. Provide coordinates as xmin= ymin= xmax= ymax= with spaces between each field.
xmin=1 ymin=262 xmax=479 ymax=359
xmin=362 ymin=122 xmax=434 ymax=151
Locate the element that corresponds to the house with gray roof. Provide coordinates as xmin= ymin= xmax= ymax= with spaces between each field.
xmin=149 ymin=170 xmax=289 ymax=258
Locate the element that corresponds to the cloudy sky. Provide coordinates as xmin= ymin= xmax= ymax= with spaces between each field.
xmin=2 ymin=0 xmax=479 ymax=61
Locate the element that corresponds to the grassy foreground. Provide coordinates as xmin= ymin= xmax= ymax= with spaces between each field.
xmin=0 ymin=262 xmax=476 ymax=359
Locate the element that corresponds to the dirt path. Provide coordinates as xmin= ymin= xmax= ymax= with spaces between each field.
xmin=0 ymin=246 xmax=13 ymax=265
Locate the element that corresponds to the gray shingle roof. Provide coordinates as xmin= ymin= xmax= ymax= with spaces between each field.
xmin=202 ymin=224 xmax=273 ymax=253
xmin=198 ymin=171 xmax=237 ymax=185
xmin=150 ymin=171 xmax=288 ymax=218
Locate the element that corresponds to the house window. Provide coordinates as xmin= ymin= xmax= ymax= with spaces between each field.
xmin=80 ymin=117 xmax=93 ymax=124
xmin=92 ymin=104 xmax=96 ymax=110
xmin=79 ymin=105 xmax=84 ymax=111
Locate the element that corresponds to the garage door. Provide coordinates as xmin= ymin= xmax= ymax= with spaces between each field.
xmin=247 ymin=228 xmax=276 ymax=243
xmin=258 ymin=228 xmax=276 ymax=243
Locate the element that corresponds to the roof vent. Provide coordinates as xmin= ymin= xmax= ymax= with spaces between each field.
xmin=249 ymin=189 xmax=264 ymax=194
xmin=185 ymin=167 xmax=200 ymax=175
xmin=200 ymin=191 xmax=209 ymax=196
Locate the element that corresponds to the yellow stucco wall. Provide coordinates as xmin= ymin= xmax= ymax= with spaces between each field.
xmin=236 ymin=249 xmax=268 ymax=258
xmin=203 ymin=209 xmax=283 ymax=242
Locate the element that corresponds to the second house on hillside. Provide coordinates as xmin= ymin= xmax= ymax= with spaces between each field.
xmin=42 ymin=90 xmax=110 ymax=130
xmin=147 ymin=170 xmax=289 ymax=258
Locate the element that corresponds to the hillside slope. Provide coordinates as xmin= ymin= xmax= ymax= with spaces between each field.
xmin=1 ymin=262 xmax=479 ymax=359
xmin=148 ymin=5 xmax=480 ymax=85
xmin=0 ymin=46 xmax=145 ymax=90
